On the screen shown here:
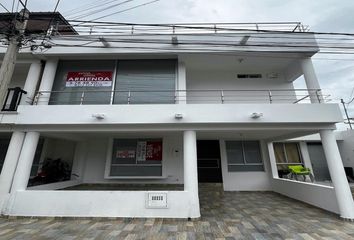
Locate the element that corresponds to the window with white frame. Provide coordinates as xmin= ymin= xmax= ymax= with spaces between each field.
xmin=273 ymin=142 xmax=302 ymax=170
xmin=107 ymin=139 xmax=163 ymax=177
xmin=225 ymin=141 xmax=264 ymax=172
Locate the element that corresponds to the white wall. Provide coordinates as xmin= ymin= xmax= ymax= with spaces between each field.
xmin=220 ymin=140 xmax=272 ymax=191
xmin=272 ymin=178 xmax=339 ymax=214
xmin=186 ymin=69 xmax=296 ymax=104
xmin=7 ymin=190 xmax=199 ymax=218
xmin=15 ymin=104 xmax=343 ymax=126
xmin=187 ymin=69 xmax=293 ymax=90
xmin=81 ymin=134 xmax=184 ymax=184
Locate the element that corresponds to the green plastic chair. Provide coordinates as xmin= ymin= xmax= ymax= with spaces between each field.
xmin=288 ymin=165 xmax=314 ymax=182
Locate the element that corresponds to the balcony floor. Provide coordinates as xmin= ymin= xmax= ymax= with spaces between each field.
xmin=0 ymin=184 xmax=353 ymax=239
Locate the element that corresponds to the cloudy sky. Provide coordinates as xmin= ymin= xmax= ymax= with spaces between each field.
xmin=2 ymin=0 xmax=354 ymax=129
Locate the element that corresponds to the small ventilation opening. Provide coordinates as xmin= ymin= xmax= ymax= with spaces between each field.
xmin=146 ymin=192 xmax=168 ymax=208
xmin=237 ymin=74 xmax=262 ymax=79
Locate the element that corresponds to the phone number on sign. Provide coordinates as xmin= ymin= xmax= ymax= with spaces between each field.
xmin=65 ymin=81 xmax=112 ymax=87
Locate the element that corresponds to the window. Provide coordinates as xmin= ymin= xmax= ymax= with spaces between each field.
xmin=107 ymin=139 xmax=163 ymax=177
xmin=225 ymin=141 xmax=264 ymax=172
xmin=114 ymin=60 xmax=176 ymax=104
xmin=50 ymin=59 xmax=176 ymax=105
xmin=50 ymin=60 xmax=116 ymax=105
xmin=273 ymin=142 xmax=302 ymax=170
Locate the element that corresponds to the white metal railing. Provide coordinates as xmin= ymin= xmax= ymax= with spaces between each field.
xmin=31 ymin=89 xmax=329 ymax=105
xmin=66 ymin=22 xmax=309 ymax=35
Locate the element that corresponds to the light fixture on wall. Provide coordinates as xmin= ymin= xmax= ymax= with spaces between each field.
xmin=175 ymin=113 xmax=183 ymax=119
xmin=92 ymin=113 xmax=105 ymax=120
xmin=250 ymin=112 xmax=263 ymax=119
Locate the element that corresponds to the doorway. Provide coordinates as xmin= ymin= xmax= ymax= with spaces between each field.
xmin=197 ymin=140 xmax=223 ymax=183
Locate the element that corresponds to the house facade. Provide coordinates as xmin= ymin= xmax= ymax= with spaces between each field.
xmin=0 ymin=22 xmax=353 ymax=219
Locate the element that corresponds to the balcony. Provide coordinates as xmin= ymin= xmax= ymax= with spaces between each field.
xmin=32 ymin=89 xmax=329 ymax=105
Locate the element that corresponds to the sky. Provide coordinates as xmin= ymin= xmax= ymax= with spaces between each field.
xmin=2 ymin=0 xmax=354 ymax=130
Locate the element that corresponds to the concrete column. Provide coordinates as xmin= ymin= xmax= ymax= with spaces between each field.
xmin=300 ymin=58 xmax=322 ymax=103
xmin=0 ymin=131 xmax=25 ymax=209
xmin=37 ymin=59 xmax=58 ymax=105
xmin=320 ymin=129 xmax=354 ymax=219
xmin=20 ymin=61 xmax=42 ymax=105
xmin=177 ymin=61 xmax=187 ymax=104
xmin=183 ymin=130 xmax=200 ymax=218
xmin=10 ymin=132 xmax=40 ymax=192
xmin=267 ymin=142 xmax=279 ymax=178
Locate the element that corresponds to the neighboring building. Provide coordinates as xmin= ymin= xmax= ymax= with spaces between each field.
xmin=0 ymin=12 xmax=77 ymax=35
xmin=0 ymin=17 xmax=353 ymax=220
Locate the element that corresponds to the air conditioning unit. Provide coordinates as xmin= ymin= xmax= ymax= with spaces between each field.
xmin=146 ymin=192 xmax=168 ymax=209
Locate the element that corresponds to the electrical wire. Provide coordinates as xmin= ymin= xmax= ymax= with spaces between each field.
xmin=0 ymin=3 xmax=10 ymax=12
xmin=347 ymin=96 xmax=354 ymax=106
xmin=69 ymin=0 xmax=136 ymax=20
xmin=11 ymin=0 xmax=15 ymax=12
xmin=89 ymin=0 xmax=160 ymax=21
xmin=64 ymin=0 xmax=116 ymax=16
xmin=41 ymin=0 xmax=61 ymax=44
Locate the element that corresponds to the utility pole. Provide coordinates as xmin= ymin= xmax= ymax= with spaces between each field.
xmin=341 ymin=98 xmax=353 ymax=130
xmin=0 ymin=9 xmax=29 ymax=105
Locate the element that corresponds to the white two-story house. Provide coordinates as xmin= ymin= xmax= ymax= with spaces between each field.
xmin=0 ymin=19 xmax=353 ymax=220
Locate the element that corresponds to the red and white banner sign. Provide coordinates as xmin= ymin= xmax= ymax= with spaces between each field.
xmin=66 ymin=71 xmax=113 ymax=87
xmin=136 ymin=140 xmax=162 ymax=161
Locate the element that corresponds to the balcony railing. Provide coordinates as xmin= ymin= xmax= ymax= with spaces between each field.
xmin=69 ymin=22 xmax=309 ymax=35
xmin=31 ymin=89 xmax=329 ymax=105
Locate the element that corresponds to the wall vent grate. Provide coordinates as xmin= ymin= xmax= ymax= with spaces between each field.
xmin=237 ymin=74 xmax=262 ymax=79
xmin=146 ymin=192 xmax=168 ymax=209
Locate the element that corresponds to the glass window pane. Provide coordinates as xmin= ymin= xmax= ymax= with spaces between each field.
xmin=110 ymin=139 xmax=163 ymax=176
xmin=114 ymin=60 xmax=176 ymax=104
xmin=243 ymin=141 xmax=262 ymax=164
xmin=50 ymin=60 xmax=115 ymax=105
xmin=228 ymin=165 xmax=264 ymax=172
xmin=225 ymin=141 xmax=244 ymax=164
xmin=112 ymin=139 xmax=137 ymax=164
xmin=274 ymin=143 xmax=286 ymax=164
xmin=285 ymin=143 xmax=302 ymax=163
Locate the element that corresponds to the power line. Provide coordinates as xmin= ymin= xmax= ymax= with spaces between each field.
xmin=11 ymin=0 xmax=15 ymax=12
xmin=0 ymin=3 xmax=10 ymax=13
xmin=41 ymin=0 xmax=61 ymax=44
xmin=69 ymin=0 xmax=136 ymax=20
xmin=64 ymin=0 xmax=115 ymax=15
xmin=89 ymin=0 xmax=160 ymax=21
